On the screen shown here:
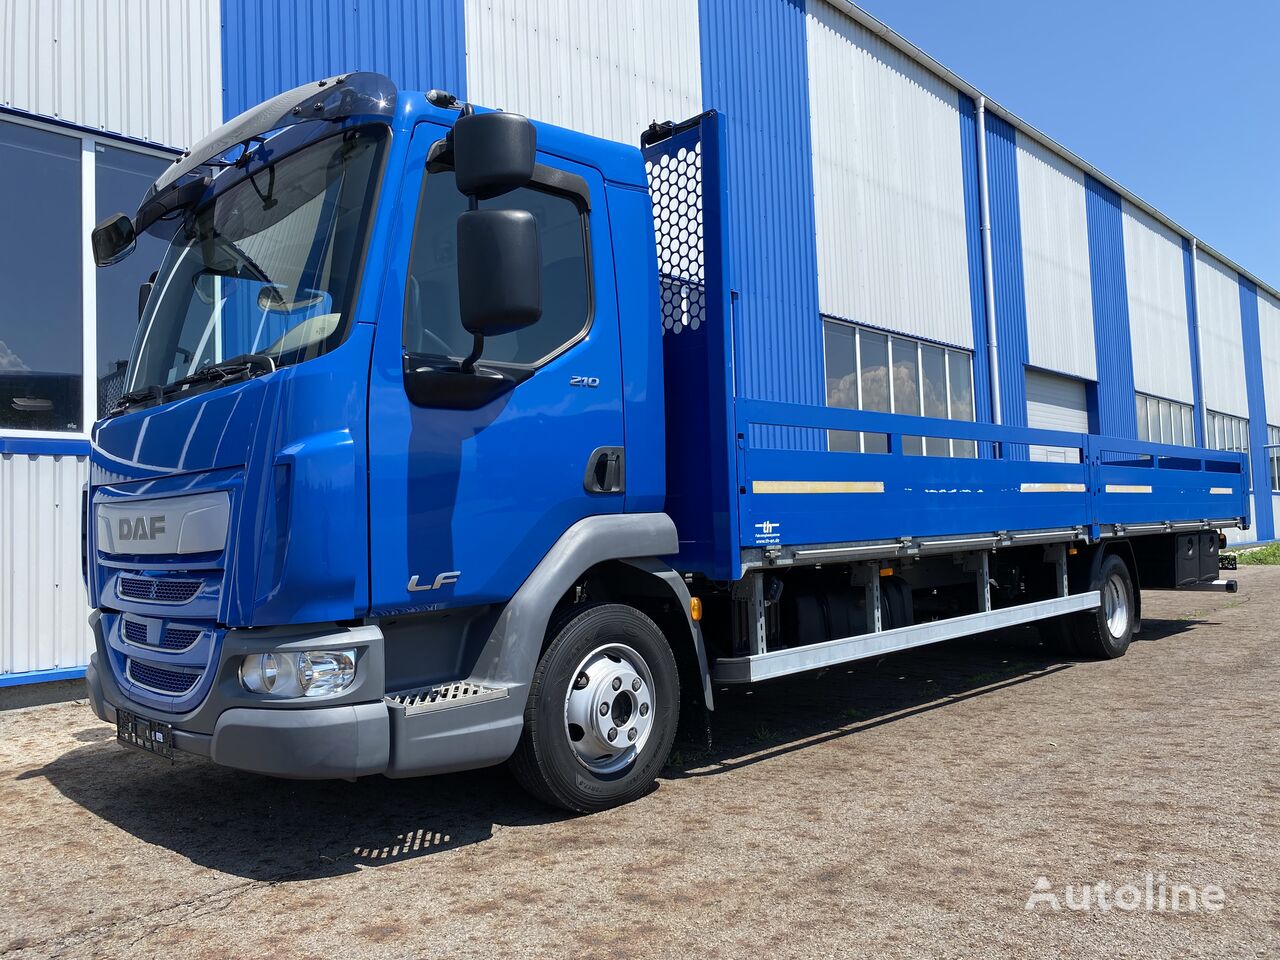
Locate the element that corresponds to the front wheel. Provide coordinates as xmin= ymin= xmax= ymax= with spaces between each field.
xmin=509 ymin=603 xmax=680 ymax=812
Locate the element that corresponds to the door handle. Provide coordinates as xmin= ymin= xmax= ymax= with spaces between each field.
xmin=584 ymin=446 xmax=625 ymax=494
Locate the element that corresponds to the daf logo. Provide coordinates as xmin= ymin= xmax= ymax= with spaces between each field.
xmin=119 ymin=516 xmax=167 ymax=541
xmin=407 ymin=570 xmax=461 ymax=592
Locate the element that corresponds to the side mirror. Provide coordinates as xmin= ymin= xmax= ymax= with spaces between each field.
xmin=92 ymin=213 xmax=136 ymax=266
xmin=138 ymin=271 xmax=158 ymax=320
xmin=452 ymin=112 xmax=536 ymax=200
xmin=457 ymin=209 xmax=542 ymax=342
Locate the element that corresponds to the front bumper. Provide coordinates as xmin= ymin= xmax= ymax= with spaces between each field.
xmin=86 ymin=612 xmax=526 ymax=780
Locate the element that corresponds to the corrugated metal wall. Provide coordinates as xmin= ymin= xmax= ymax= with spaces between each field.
xmin=1123 ymin=201 xmax=1194 ymax=402
xmin=1085 ymin=178 xmax=1137 ymax=438
xmin=0 ymin=0 xmax=220 ymax=147
xmin=700 ymin=0 xmax=824 ymax=430
xmin=1258 ymin=289 xmax=1280 ymax=426
xmin=1 ymin=452 xmax=91 ymax=676
xmin=806 ymin=2 xmax=972 ymax=348
xmin=1239 ymin=279 xmax=1274 ymax=540
xmin=1196 ymin=251 xmax=1249 ymax=417
xmin=220 ymin=0 xmax=466 ymax=120
xmin=985 ymin=113 xmax=1030 ymax=433
xmin=465 ymin=0 xmax=701 ymax=146
xmin=957 ymin=95 xmax=993 ymax=425
xmin=1015 ymin=133 xmax=1096 ymax=381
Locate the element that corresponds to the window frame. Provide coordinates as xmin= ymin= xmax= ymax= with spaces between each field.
xmin=0 ymin=111 xmax=177 ymax=441
xmin=821 ymin=317 xmax=977 ymax=457
xmin=1267 ymin=423 xmax=1280 ymax=494
xmin=1135 ymin=392 xmax=1196 ymax=448
xmin=401 ymin=156 xmax=596 ymax=378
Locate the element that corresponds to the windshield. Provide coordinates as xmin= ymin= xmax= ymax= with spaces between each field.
xmin=125 ymin=125 xmax=385 ymax=398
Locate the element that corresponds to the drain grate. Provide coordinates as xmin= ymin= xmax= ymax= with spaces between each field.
xmin=386 ymin=681 xmax=508 ymax=717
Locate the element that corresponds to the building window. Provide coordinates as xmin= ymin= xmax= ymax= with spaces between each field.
xmin=0 ymin=122 xmax=83 ymax=432
xmin=822 ymin=319 xmax=976 ymax=457
xmin=1268 ymin=424 xmax=1280 ymax=494
xmin=1205 ymin=410 xmax=1249 ymax=454
xmin=95 ymin=144 xmax=173 ymax=417
xmin=1136 ymin=393 xmax=1195 ymax=447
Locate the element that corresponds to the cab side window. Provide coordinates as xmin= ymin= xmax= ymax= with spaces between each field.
xmin=404 ymin=166 xmax=591 ymax=366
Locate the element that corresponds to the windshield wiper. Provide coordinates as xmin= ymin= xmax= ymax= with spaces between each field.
xmin=110 ymin=354 xmax=276 ymax=416
xmin=163 ymin=353 xmax=276 ymax=396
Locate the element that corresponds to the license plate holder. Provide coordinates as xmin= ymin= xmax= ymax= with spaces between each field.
xmin=116 ymin=709 xmax=175 ymax=761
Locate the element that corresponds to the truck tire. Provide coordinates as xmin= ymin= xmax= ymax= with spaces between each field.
xmin=1072 ymin=554 xmax=1136 ymax=660
xmin=509 ymin=603 xmax=680 ymax=813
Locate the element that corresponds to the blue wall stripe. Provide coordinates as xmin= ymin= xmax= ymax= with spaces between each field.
xmin=699 ymin=0 xmax=823 ymax=450
xmin=1239 ymin=278 xmax=1274 ymax=540
xmin=958 ymin=95 xmax=993 ymax=427
xmin=0 ymin=666 xmax=87 ymax=688
xmin=984 ymin=114 xmax=1029 ymax=448
xmin=1182 ymin=238 xmax=1207 ymax=446
xmin=1085 ymin=177 xmax=1137 ymax=439
xmin=0 ymin=437 xmax=90 ymax=456
xmin=220 ymin=0 xmax=467 ymax=120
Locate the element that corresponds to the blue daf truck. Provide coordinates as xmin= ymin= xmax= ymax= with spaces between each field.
xmin=84 ymin=74 xmax=1247 ymax=811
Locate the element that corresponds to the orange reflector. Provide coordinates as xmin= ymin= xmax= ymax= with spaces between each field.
xmin=690 ymin=596 xmax=703 ymax=621
xmin=1068 ymin=548 xmax=1078 ymax=556
xmin=879 ymin=567 xmax=894 ymax=577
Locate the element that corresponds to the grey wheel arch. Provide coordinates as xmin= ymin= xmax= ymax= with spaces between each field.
xmin=471 ymin=513 xmax=712 ymax=712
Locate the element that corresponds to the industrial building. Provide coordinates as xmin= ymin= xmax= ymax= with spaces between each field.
xmin=2 ymin=0 xmax=1277 ymax=686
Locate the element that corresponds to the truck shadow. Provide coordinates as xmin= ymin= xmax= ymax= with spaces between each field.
xmin=664 ymin=616 xmax=1205 ymax=778
xmin=22 ymin=617 xmax=1204 ymax=883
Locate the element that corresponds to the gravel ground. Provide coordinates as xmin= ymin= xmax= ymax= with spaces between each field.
xmin=1 ymin=567 xmax=1276 ymax=959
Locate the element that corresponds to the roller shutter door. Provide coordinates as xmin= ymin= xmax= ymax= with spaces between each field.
xmin=1026 ymin=369 xmax=1089 ymax=463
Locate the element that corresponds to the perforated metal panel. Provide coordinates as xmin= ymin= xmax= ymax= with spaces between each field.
xmin=645 ymin=138 xmax=705 ymax=337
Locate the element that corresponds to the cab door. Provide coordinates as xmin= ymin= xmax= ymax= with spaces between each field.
xmin=366 ymin=121 xmax=623 ymax=614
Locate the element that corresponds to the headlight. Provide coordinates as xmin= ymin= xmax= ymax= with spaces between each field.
xmin=240 ymin=649 xmax=357 ymax=698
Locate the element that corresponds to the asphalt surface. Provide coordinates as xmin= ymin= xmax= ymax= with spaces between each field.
xmin=2 ymin=567 xmax=1276 ymax=959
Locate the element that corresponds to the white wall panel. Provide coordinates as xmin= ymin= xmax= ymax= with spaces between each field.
xmin=1257 ymin=289 xmax=1280 ymax=426
xmin=806 ymin=3 xmax=972 ymax=348
xmin=1122 ymin=201 xmax=1193 ymax=402
xmin=1 ymin=452 xmax=92 ymax=677
xmin=1016 ymin=133 xmax=1095 ymax=380
xmin=0 ymin=0 xmax=221 ymax=148
xmin=464 ymin=0 xmax=701 ymax=146
xmin=1195 ymin=251 xmax=1248 ymax=418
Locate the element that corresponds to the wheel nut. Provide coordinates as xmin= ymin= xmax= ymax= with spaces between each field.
xmin=612 ymin=677 xmax=622 ymax=691
xmin=607 ymin=727 xmax=618 ymax=742
xmin=627 ymin=727 xmax=638 ymax=742
xmin=639 ymin=702 xmax=650 ymax=717
xmin=599 ymin=702 xmax=609 ymax=716
xmin=632 ymin=678 xmax=641 ymax=691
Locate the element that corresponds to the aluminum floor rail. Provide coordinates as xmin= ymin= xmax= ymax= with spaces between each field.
xmin=713 ymin=591 xmax=1101 ymax=684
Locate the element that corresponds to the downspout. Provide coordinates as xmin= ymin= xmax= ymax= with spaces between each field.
xmin=1189 ymin=237 xmax=1208 ymax=442
xmin=975 ymin=96 xmax=1002 ymax=424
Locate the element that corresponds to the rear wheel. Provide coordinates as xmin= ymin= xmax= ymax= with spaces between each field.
xmin=509 ymin=603 xmax=680 ymax=812
xmin=1072 ymin=554 xmax=1136 ymax=659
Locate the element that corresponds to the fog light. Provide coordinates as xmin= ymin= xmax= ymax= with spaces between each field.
xmin=240 ymin=649 xmax=356 ymax=698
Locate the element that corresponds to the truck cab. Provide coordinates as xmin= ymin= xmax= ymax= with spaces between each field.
xmin=84 ymin=73 xmax=702 ymax=811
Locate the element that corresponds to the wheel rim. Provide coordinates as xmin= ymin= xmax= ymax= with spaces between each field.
xmin=563 ymin=642 xmax=656 ymax=775
xmin=1102 ymin=571 xmax=1130 ymax=639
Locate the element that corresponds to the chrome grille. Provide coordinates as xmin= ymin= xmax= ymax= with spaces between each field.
xmin=118 ymin=575 xmax=201 ymax=604
xmin=160 ymin=626 xmax=201 ymax=650
xmin=126 ymin=660 xmax=201 ymax=695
